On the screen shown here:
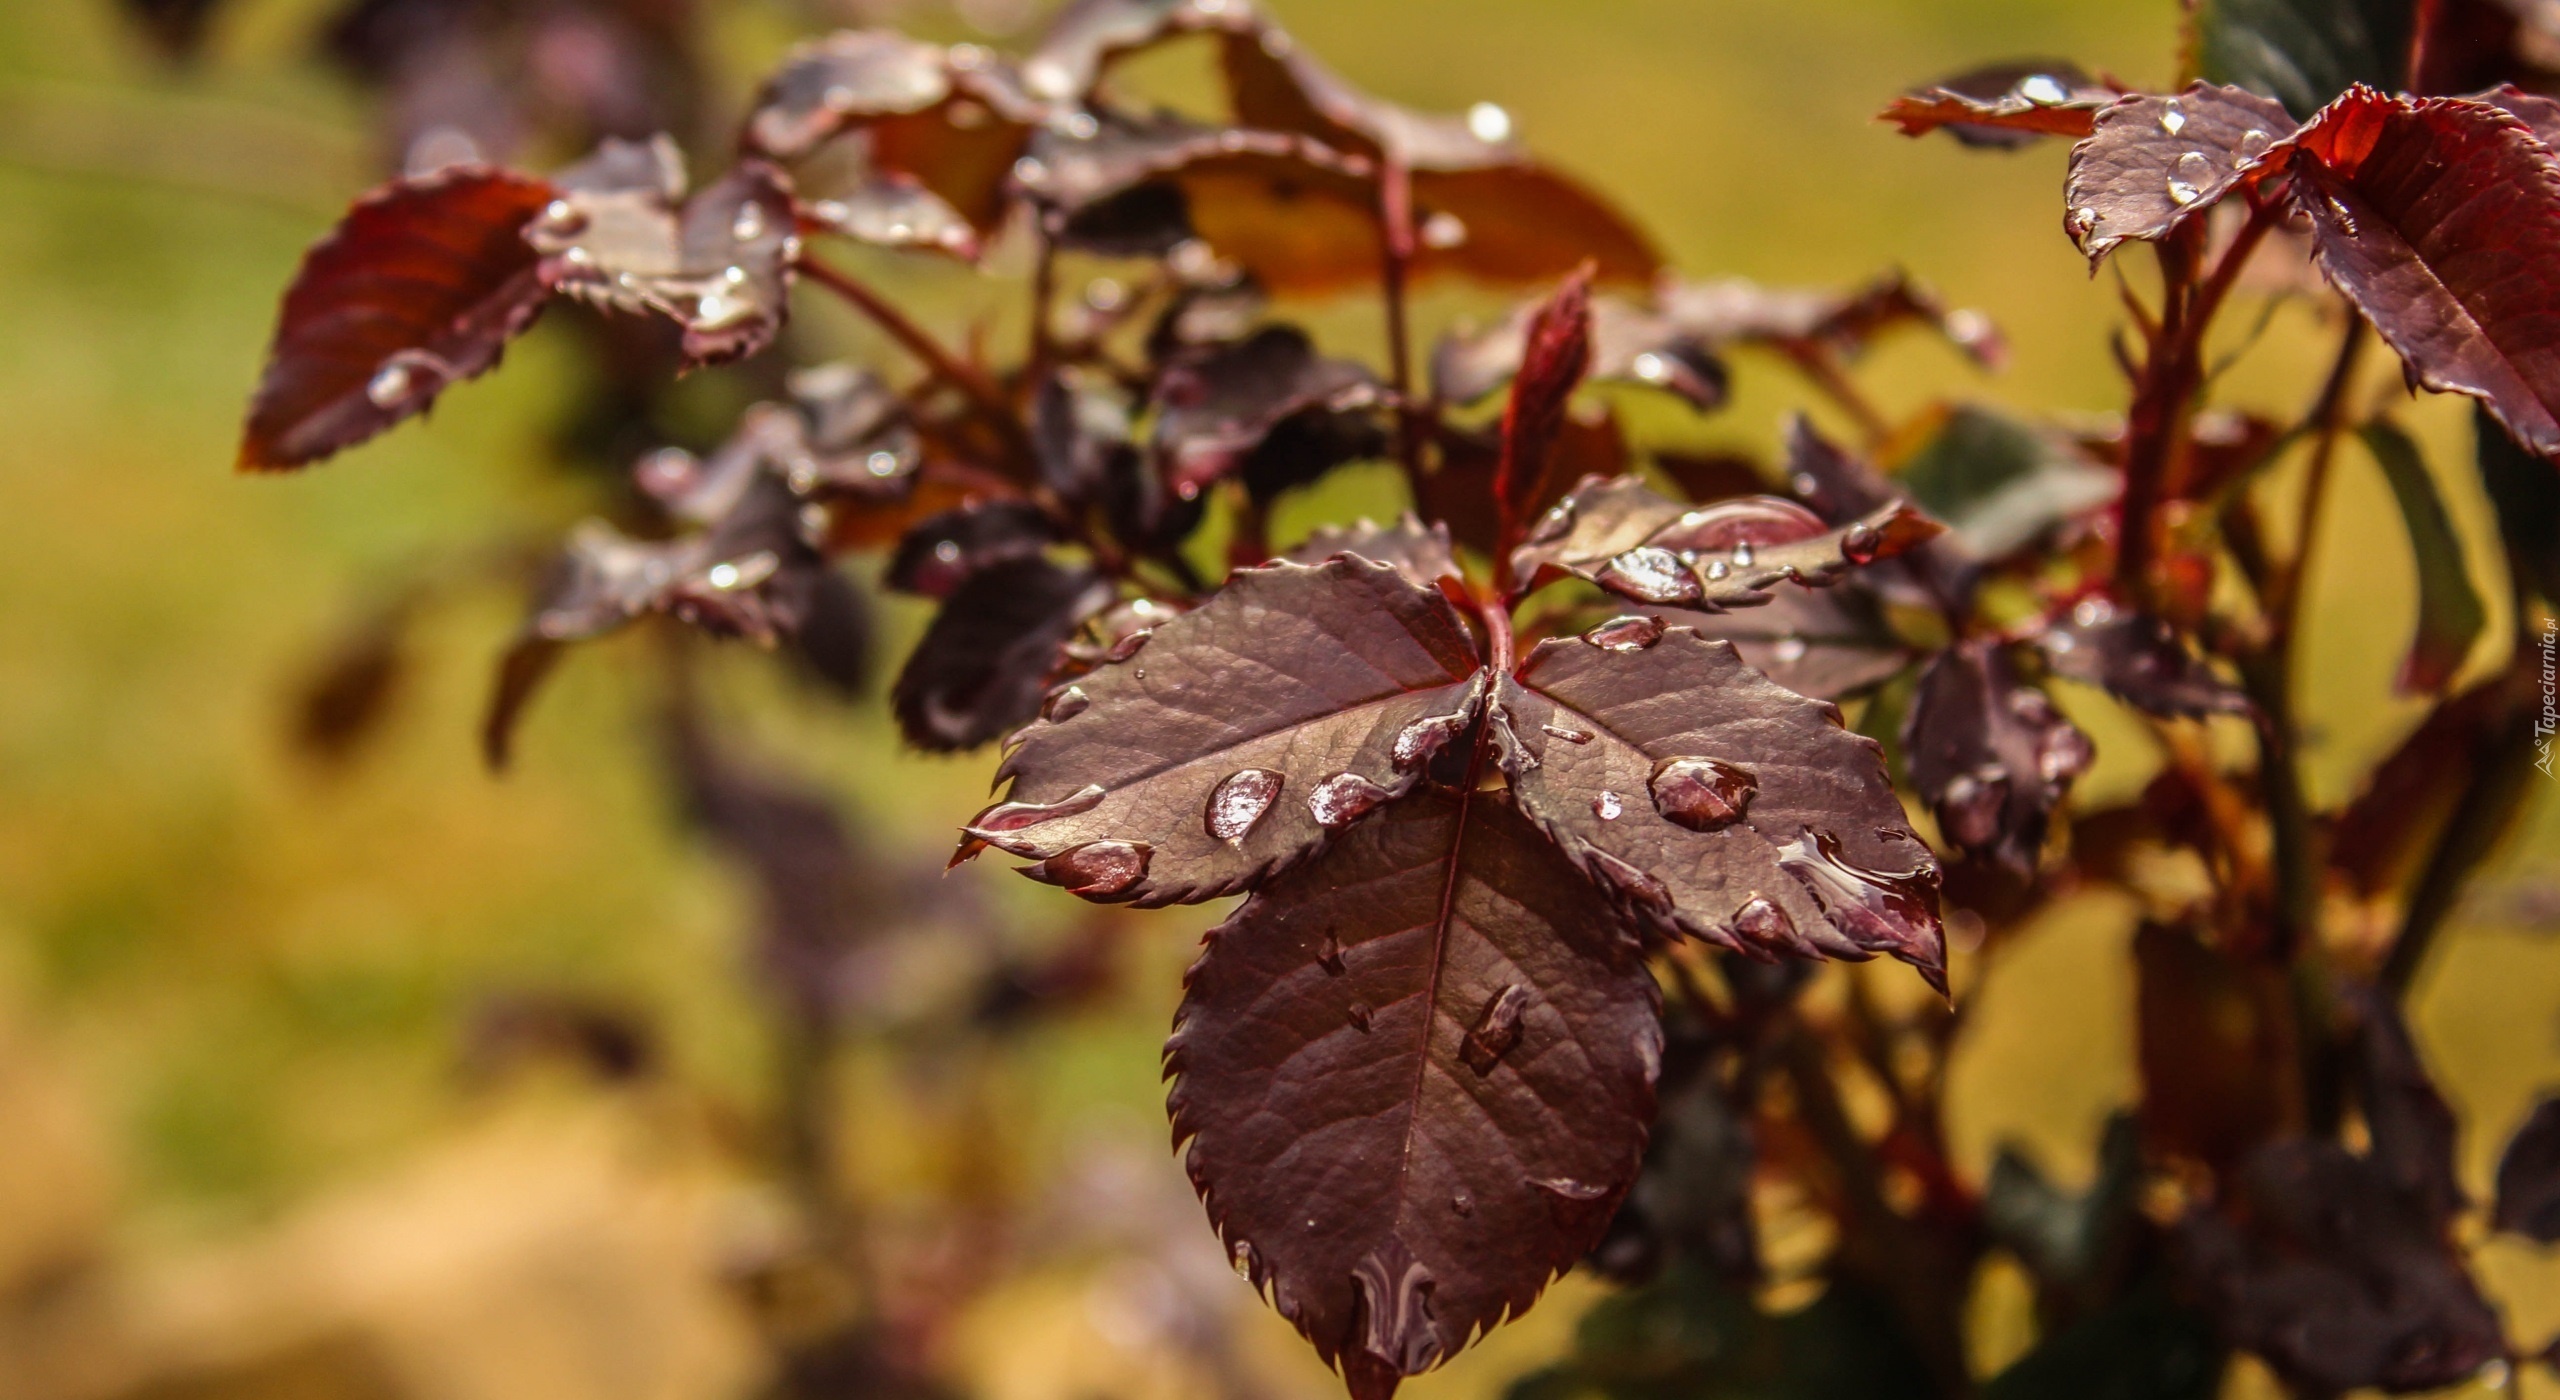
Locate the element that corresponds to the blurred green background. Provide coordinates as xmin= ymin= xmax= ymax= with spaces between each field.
xmin=5 ymin=0 xmax=2560 ymax=1396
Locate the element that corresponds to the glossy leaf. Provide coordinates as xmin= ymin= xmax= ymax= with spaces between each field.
xmin=886 ymin=503 xmax=1059 ymax=599
xmin=1167 ymin=789 xmax=1660 ymax=1400
xmin=240 ymin=165 xmax=556 ymax=470
xmin=1496 ymin=624 xmax=1946 ymax=988
xmin=1662 ymin=270 xmax=2006 ymax=371
xmin=2493 ymin=1097 xmax=2560 ymax=1241
xmin=1882 ymin=62 xmax=2116 ymax=148
xmin=1657 ymin=583 xmax=1910 ymax=702
xmin=2193 ymin=0 xmax=2410 ymax=117
xmin=1497 ymin=270 xmax=1596 ymax=531
xmin=2039 ymin=606 xmax=2257 ymax=719
xmin=1286 ymin=516 xmax=1462 ymax=593
xmin=1512 ymin=474 xmax=1941 ymax=613
xmin=1903 ymin=640 xmax=2094 ymax=876
xmin=2064 ymin=83 xmax=2297 ymax=263
xmin=2361 ymin=422 xmax=2487 ymax=694
xmin=1152 ymin=326 xmax=1387 ymax=500
xmin=957 ymin=557 xmax=1486 ymax=905
xmin=893 ymin=557 xmax=1116 ymax=752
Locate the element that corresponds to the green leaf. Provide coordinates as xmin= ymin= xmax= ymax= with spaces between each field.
xmin=1505 ymin=1262 xmax=1937 ymax=1400
xmin=2474 ymin=403 xmax=2560 ymax=606
xmin=2192 ymin=0 xmax=2412 ymax=119
xmin=1979 ymin=1283 xmax=2223 ymax=1400
xmin=1893 ymin=406 xmax=2117 ymax=563
xmin=2361 ymin=422 xmax=2488 ymax=694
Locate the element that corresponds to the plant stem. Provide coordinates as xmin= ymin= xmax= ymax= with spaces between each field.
xmin=1028 ymin=218 xmax=1060 ymax=387
xmin=1789 ymin=345 xmax=1893 ymax=446
xmin=796 ymin=254 xmax=1030 ymax=461
xmin=1378 ymin=160 xmax=1425 ymax=485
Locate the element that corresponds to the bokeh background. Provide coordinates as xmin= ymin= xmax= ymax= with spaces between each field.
xmin=5 ymin=0 xmax=2560 ymax=1396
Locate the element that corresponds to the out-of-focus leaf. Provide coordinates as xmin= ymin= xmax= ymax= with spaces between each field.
xmin=482 ymin=636 xmax=563 ymax=772
xmin=1424 ymin=411 xmax=1630 ymax=556
xmin=2493 ymin=1097 xmax=2560 ymax=1240
xmin=531 ymin=138 xmax=799 ymax=366
xmin=1035 ymin=368 xmax=1130 ymax=503
xmin=1978 ymin=1283 xmax=2222 ymax=1400
xmin=526 ymin=477 xmax=828 ymax=648
xmin=1902 ymin=640 xmax=2094 ymax=875
xmin=1881 ymin=61 xmax=2117 ymax=148
xmin=892 ymin=557 xmax=1115 ymax=753
xmin=2136 ymin=921 xmax=2293 ymax=1170
xmin=2327 ymin=664 xmax=2539 ymax=897
xmin=2064 ymin=84 xmax=2298 ymax=263
xmin=240 ymin=165 xmax=556 ymax=469
xmin=1151 ymin=326 xmax=1386 ymax=500
xmin=955 ymin=557 xmax=1484 ymax=903
xmin=791 ymin=568 xmax=874 ymax=699
xmin=2192 ymin=0 xmax=2410 ymax=117
xmin=1497 ymin=622 xmax=1947 ymax=988
xmin=1658 ymin=584 xmax=1911 ymax=701
xmin=289 ymin=600 xmax=414 ymax=765
xmin=1892 ymin=406 xmax=2120 ymax=562
xmin=2475 ymin=402 xmax=2560 ymax=603
xmin=461 ymin=991 xmax=658 ymax=1083
xmin=802 ymin=172 xmax=981 ymax=259
xmin=2039 ymin=604 xmax=2257 ymax=719
xmin=1167 ymin=789 xmax=1660 ymax=1400
xmin=1286 ymin=516 xmax=1462 ymax=593
xmin=1497 ymin=269 xmax=1597 ymax=530
xmin=1663 ymin=270 xmax=2007 ymax=371
xmin=1654 ymin=450 xmax=1768 ymax=505
xmin=1986 ymin=1113 xmax=2142 ymax=1298
xmin=2360 ymin=422 xmax=2487 ymax=694
xmin=1506 ymin=1264 xmax=1938 ymax=1400
xmin=2340 ymin=982 xmax=2467 ymax=1225
xmin=1433 ymin=293 xmax=1728 ymax=414
xmin=1021 ymin=113 xmax=1380 ymax=277
xmin=886 ymin=502 xmax=1060 ymax=599
xmin=1588 ymin=1007 xmax=1758 ymax=1286
xmin=121 ymin=0 xmax=227 ymax=60
xmin=1511 ymin=474 xmax=1940 ymax=613
xmin=2178 ymin=1139 xmax=2505 ymax=1394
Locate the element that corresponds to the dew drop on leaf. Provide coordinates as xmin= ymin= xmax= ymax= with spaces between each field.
xmin=1028 ymin=840 xmax=1153 ymax=897
xmin=1777 ymin=829 xmax=1934 ymax=954
xmin=1461 ymin=984 xmax=1532 ymax=1074
xmin=1347 ymin=1000 xmax=1374 ymax=1032
xmin=2019 ymin=73 xmax=2069 ymax=106
xmin=1450 ymin=1191 xmax=1473 ymax=1216
xmin=1841 ymin=521 xmax=1883 ymax=564
xmin=1595 ymin=546 xmax=1703 ymax=606
xmin=1043 ymin=686 xmax=1090 ymax=722
xmin=1593 ymin=790 xmax=1623 ymax=820
xmin=1588 ymin=849 xmax=1674 ymax=914
xmin=972 ymin=783 xmax=1108 ymax=834
xmin=1315 ymin=932 xmax=1346 ymax=975
xmin=2159 ymin=98 xmax=2187 ymax=135
xmin=1733 ymin=895 xmax=1797 ymax=950
xmin=366 ymin=361 xmax=413 ymax=407
xmin=2235 ymin=128 xmax=2272 ymax=164
xmin=1772 ymin=636 xmax=1809 ymax=664
xmin=1206 ymin=768 xmax=1285 ymax=843
xmin=1649 ymin=756 xmax=1757 ymax=831
xmin=1732 ymin=541 xmax=1756 ymax=567
xmin=2037 ymin=724 xmax=2096 ymax=783
xmin=1938 ymin=767 xmax=2010 ymax=848
xmin=2167 ymin=152 xmax=2212 ymax=207
xmin=1540 ymin=723 xmax=1593 ymax=745
xmin=1584 ymin=615 xmax=1664 ymax=652
xmin=1230 ymin=1238 xmax=1259 ymax=1282
xmin=1308 ymin=772 xmax=1393 ymax=829
xmin=1391 ymin=712 xmax=1471 ymax=771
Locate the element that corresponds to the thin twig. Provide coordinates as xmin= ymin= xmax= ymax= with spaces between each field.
xmin=1378 ymin=160 xmax=1425 ymax=485
xmin=796 ymin=254 xmax=1030 ymax=461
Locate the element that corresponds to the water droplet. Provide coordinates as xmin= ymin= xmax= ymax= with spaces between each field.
xmin=1527 ymin=502 xmax=1575 ymax=545
xmin=1584 ymin=615 xmax=1664 ymax=652
xmin=1772 ymin=636 xmax=1809 ymax=664
xmin=1042 ymin=686 xmax=1091 ymax=722
xmin=1460 ymin=984 xmax=1532 ymax=1074
xmin=1733 ymin=896 xmax=1798 ymax=951
xmin=973 ymin=783 xmax=1107 ymax=835
xmin=1230 ymin=1238 xmax=1259 ymax=1281
xmin=1105 ymin=628 xmax=1153 ymax=663
xmin=1937 ymin=768 xmax=2010 ymax=848
xmin=731 ymin=202 xmax=766 ymax=243
xmin=706 ymin=562 xmax=742 ymax=589
xmin=1596 ymin=547 xmax=1701 ymax=606
xmin=1023 ymin=57 xmax=1075 ymax=101
xmin=1062 ymin=111 xmax=1100 ymax=140
xmin=1205 ymin=768 xmax=1284 ymax=843
xmin=2235 ymin=127 xmax=2272 ymax=164
xmin=2158 ymin=98 xmax=2187 ymax=136
xmin=1391 ymin=712 xmax=1471 ymax=771
xmin=694 ymin=290 xmax=736 ymax=325
xmin=1467 ymin=101 xmax=1513 ymax=143
xmin=1012 ymin=156 xmax=1048 ymax=185
xmin=2038 ymin=723 xmax=2096 ymax=784
xmin=1347 ymin=1000 xmax=1374 ymax=1031
xmin=1705 ymin=558 xmax=1732 ymax=581
xmin=366 ymin=361 xmax=413 ymax=407
xmin=1841 ymin=522 xmax=1883 ymax=564
xmin=1349 ymin=1246 xmax=1442 ymax=1374
xmin=2018 ymin=73 xmax=2070 ymax=106
xmin=2072 ymin=596 xmax=2115 ymax=628
xmin=866 ymin=450 xmax=903 ymax=478
xmin=721 ymin=265 xmax=748 ymax=287
xmin=1631 ymin=351 xmax=1672 ymax=384
xmin=1308 ymin=772 xmax=1392 ymax=828
xmin=932 ymin=540 xmax=963 ymax=566
xmin=1593 ymin=790 xmax=1623 ymax=820
xmin=1732 ymin=541 xmax=1756 ymax=568
xmin=1539 ymin=723 xmax=1592 ymax=745
xmin=1028 ymin=840 xmax=1152 ymax=897
xmin=1315 ymin=933 xmax=1346 ymax=975
xmin=1777 ymin=829 xmax=1936 ymax=956
xmin=1650 ymin=756 xmax=1757 ymax=832
xmin=1420 ymin=211 xmax=1468 ymax=249
xmin=1449 ymin=1191 xmax=1473 ymax=1217
xmin=2073 ymin=205 xmax=2101 ymax=235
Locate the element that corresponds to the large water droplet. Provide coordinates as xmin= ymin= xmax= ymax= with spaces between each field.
xmin=1777 ymin=829 xmax=1936 ymax=955
xmin=1467 ymin=101 xmax=1513 ymax=143
xmin=1106 ymin=628 xmax=1153 ymax=663
xmin=1937 ymin=768 xmax=2010 ymax=848
xmin=1596 ymin=547 xmax=1702 ymax=606
xmin=1205 ymin=769 xmax=1284 ymax=843
xmin=974 ymin=784 xmax=1109 ymax=835
xmin=1461 ymin=984 xmax=1531 ymax=1074
xmin=1308 ymin=772 xmax=1392 ymax=828
xmin=1028 ymin=840 xmax=1152 ymax=897
xmin=1841 ymin=522 xmax=1883 ymax=565
xmin=1391 ymin=712 xmax=1470 ymax=772
xmin=2018 ymin=73 xmax=2070 ymax=106
xmin=2235 ymin=127 xmax=2273 ymax=164
xmin=1349 ymin=1247 xmax=1442 ymax=1375
xmin=1585 ymin=615 xmax=1664 ymax=652
xmin=1043 ymin=686 xmax=1091 ymax=722
xmin=2158 ymin=98 xmax=2187 ymax=135
xmin=1772 ymin=636 xmax=1809 ymax=664
xmin=1650 ymin=756 xmax=1757 ymax=832
xmin=1593 ymin=790 xmax=1624 ymax=821
xmin=1705 ymin=558 xmax=1732 ymax=582
xmin=2166 ymin=151 xmax=2212 ymax=207
xmin=1230 ymin=1238 xmax=1260 ymax=1282
xmin=1732 ymin=541 xmax=1757 ymax=568
xmin=1732 ymin=896 xmax=1798 ymax=952
xmin=366 ymin=361 xmax=414 ymax=407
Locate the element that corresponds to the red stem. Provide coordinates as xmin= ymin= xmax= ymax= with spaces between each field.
xmin=795 ymin=254 xmax=1030 ymax=461
xmin=1378 ymin=160 xmax=1425 ymax=486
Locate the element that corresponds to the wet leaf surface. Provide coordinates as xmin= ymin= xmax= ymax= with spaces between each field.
xmin=1903 ymin=640 xmax=2092 ymax=876
xmin=1152 ymin=327 xmax=1386 ymax=500
xmin=2064 ymin=83 xmax=2297 ymax=263
xmin=885 ymin=502 xmax=1060 ymax=599
xmin=1882 ymin=61 xmax=2117 ymax=147
xmin=1165 ymin=788 xmax=1660 ymax=1400
xmin=956 ymin=557 xmax=1486 ymax=905
xmin=893 ymin=557 xmax=1116 ymax=752
xmin=2038 ymin=606 xmax=2256 ymax=719
xmin=1497 ymin=624 xmax=1945 ymax=987
xmin=1285 ymin=516 xmax=1462 ymax=593
xmin=1511 ymin=474 xmax=1939 ymax=613
xmin=241 ymin=165 xmax=556 ymax=470
xmin=1656 ymin=583 xmax=1910 ymax=701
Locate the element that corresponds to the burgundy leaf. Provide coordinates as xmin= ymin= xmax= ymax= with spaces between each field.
xmin=1661 ymin=270 xmax=2007 ymax=372
xmin=2137 ymin=920 xmax=2292 ymax=1170
xmin=801 ymin=174 xmax=981 ymax=259
xmin=1019 ymin=113 xmax=1381 ymax=278
xmin=1431 ymin=296 xmax=1728 ymax=413
xmin=1494 ymin=623 xmax=1946 ymax=989
xmin=893 ymin=557 xmax=1116 ymax=753
xmin=2178 ymin=1140 xmax=2505 ymax=1394
xmin=1286 ymin=516 xmax=1463 ymax=593
xmin=1511 ymin=474 xmax=1941 ymax=612
xmin=1422 ymin=413 xmax=1630 ymax=558
xmin=240 ymin=165 xmax=556 ymax=470
xmin=2289 ymin=90 xmax=2560 ymax=456
xmin=2493 ymin=1097 xmax=2560 ymax=1241
xmin=2327 ymin=666 xmax=2539 ymax=897
xmin=1152 ymin=327 xmax=1387 ymax=500
xmin=887 ymin=503 xmax=1060 ymax=599
xmin=1657 ymin=584 xmax=1911 ymax=701
xmin=481 ymin=636 xmax=563 ymax=772
xmin=523 ymin=474 xmax=827 ymax=649
xmin=791 ymin=568 xmax=875 ymax=700
xmin=530 ymin=138 xmax=799 ymax=367
xmin=1902 ymin=640 xmax=2093 ymax=876
xmin=742 ymin=29 xmax=965 ymax=159
xmin=1496 ymin=269 xmax=1596 ymax=530
xmin=1165 ymin=788 xmax=1660 ymax=1399
xmin=289 ymin=599 xmax=414 ymax=765
xmin=955 ymin=557 xmax=1486 ymax=904
xmin=2340 ymin=982 xmax=2467 ymax=1226
xmin=2039 ymin=605 xmax=2255 ymax=718
xmin=2064 ymin=82 xmax=2298 ymax=262
xmin=1881 ymin=61 xmax=2117 ymax=148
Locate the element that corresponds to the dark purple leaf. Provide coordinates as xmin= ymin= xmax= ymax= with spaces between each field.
xmin=1893 ymin=405 xmax=2120 ymax=562
xmin=1903 ymin=640 xmax=2093 ymax=876
xmin=2039 ymin=604 xmax=2256 ymax=718
xmin=1658 ymin=584 xmax=1912 ymax=701
xmin=2326 ymin=665 xmax=2539 ymax=897
xmin=2360 ymin=422 xmax=2487 ymax=694
xmin=1662 ymin=269 xmax=2007 ymax=372
xmin=1588 ymin=1004 xmax=1760 ymax=1285
xmin=481 ymin=636 xmax=562 ymax=772
xmin=1152 ymin=327 xmax=1387 ymax=501
xmin=801 ymin=173 xmax=981 ymax=259
xmin=2178 ymin=1139 xmax=2504 ymax=1394
xmin=954 ymin=557 xmax=1486 ymax=904
xmin=1035 ymin=368 xmax=1130 ymax=503
xmin=525 ymin=474 xmax=827 ymax=649
xmin=240 ymin=165 xmax=555 ymax=470
xmin=1494 ymin=623 xmax=1947 ymax=990
xmin=1285 ymin=516 xmax=1462 ymax=593
xmin=894 ymin=557 xmax=1116 ymax=753
xmin=791 ymin=568 xmax=875 ymax=699
xmin=1496 ymin=269 xmax=1596 ymax=530
xmin=1165 ymin=788 xmax=1660 ymax=1400
xmin=2340 ymin=982 xmax=2467 ymax=1226
xmin=2063 ymin=83 xmax=2298 ymax=262
xmin=1511 ymin=475 xmax=1941 ymax=613
xmin=2493 ymin=1097 xmax=2560 ymax=1241
xmin=886 ymin=503 xmax=1061 ymax=599
xmin=1881 ymin=61 xmax=2117 ymax=148
xmin=2289 ymin=91 xmax=2560 ymax=456
xmin=1434 ymin=290 xmax=1727 ymax=415
xmin=289 ymin=599 xmax=414 ymax=765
